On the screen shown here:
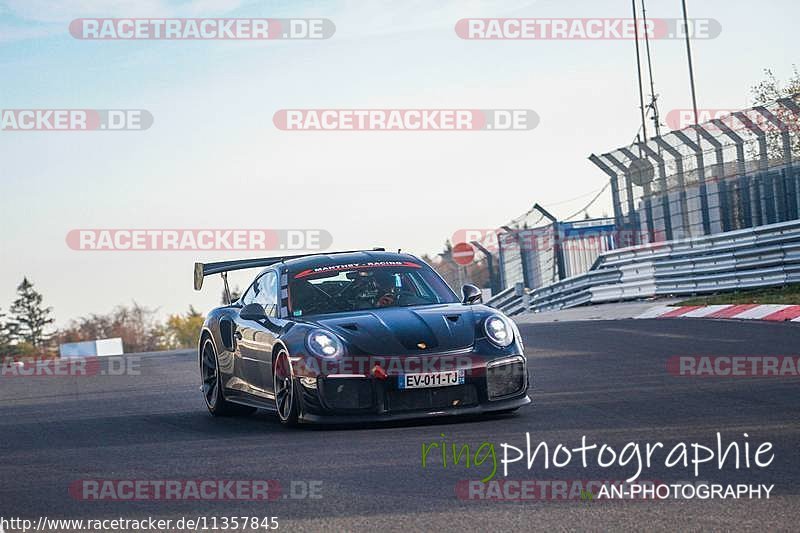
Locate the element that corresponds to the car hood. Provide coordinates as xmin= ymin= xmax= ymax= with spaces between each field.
xmin=308 ymin=304 xmax=478 ymax=355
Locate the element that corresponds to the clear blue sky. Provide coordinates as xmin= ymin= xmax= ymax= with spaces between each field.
xmin=1 ymin=0 xmax=797 ymax=325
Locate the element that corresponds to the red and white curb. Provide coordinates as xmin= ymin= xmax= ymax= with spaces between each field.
xmin=637 ymin=304 xmax=800 ymax=322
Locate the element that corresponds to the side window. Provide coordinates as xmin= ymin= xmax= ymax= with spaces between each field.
xmin=253 ymin=271 xmax=278 ymax=317
xmin=241 ymin=282 xmax=258 ymax=305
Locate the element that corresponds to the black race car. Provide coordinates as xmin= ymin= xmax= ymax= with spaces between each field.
xmin=193 ymin=249 xmax=530 ymax=425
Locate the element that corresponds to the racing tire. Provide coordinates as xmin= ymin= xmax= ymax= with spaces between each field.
xmin=201 ymin=338 xmax=256 ymax=416
xmin=273 ymin=349 xmax=300 ymax=426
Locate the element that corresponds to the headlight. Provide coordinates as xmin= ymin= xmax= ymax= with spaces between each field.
xmin=484 ymin=315 xmax=514 ymax=347
xmin=306 ymin=329 xmax=343 ymax=358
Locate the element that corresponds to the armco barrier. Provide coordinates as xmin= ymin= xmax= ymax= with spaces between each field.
xmin=485 ymin=283 xmax=529 ymax=316
xmin=510 ymin=220 xmax=800 ymax=313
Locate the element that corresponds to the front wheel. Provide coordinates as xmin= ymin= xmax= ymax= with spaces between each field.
xmin=273 ymin=350 xmax=300 ymax=426
xmin=201 ymin=338 xmax=256 ymax=416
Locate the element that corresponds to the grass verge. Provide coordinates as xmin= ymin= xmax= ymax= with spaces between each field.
xmin=676 ymin=284 xmax=800 ymax=306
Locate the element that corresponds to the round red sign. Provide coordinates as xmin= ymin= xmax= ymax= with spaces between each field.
xmin=452 ymin=242 xmax=475 ymax=265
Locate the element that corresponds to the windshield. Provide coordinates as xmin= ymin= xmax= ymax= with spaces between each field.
xmin=288 ymin=261 xmax=458 ymax=316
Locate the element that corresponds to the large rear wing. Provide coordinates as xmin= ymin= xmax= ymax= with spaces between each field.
xmin=193 ymin=249 xmax=386 ymax=293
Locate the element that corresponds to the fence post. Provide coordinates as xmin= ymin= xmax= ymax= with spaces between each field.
xmin=514 ymin=282 xmax=524 ymax=297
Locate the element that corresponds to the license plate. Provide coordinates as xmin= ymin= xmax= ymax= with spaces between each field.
xmin=398 ymin=370 xmax=465 ymax=389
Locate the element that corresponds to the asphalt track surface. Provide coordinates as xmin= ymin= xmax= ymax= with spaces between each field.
xmin=2 ymin=318 xmax=800 ymax=531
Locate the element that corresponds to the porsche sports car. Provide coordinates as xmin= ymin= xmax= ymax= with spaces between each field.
xmin=193 ymin=249 xmax=530 ymax=425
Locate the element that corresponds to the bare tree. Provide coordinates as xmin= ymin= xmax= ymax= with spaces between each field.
xmin=56 ymin=302 xmax=163 ymax=353
xmin=750 ymin=66 xmax=800 ymax=158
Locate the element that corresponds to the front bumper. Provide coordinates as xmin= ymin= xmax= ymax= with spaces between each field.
xmin=298 ymin=394 xmax=531 ymax=424
xmin=295 ymin=354 xmax=531 ymax=423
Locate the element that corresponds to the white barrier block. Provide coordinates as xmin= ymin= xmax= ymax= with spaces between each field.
xmin=95 ymin=337 xmax=124 ymax=356
xmin=59 ymin=337 xmax=124 ymax=358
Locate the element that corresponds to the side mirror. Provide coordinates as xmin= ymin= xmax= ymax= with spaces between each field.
xmin=461 ymin=284 xmax=483 ymax=305
xmin=240 ymin=303 xmax=268 ymax=322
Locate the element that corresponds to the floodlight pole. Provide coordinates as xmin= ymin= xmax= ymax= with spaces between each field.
xmin=641 ymin=0 xmax=661 ymax=140
xmin=632 ymin=0 xmax=648 ymax=141
xmin=681 ymin=0 xmax=700 ymax=128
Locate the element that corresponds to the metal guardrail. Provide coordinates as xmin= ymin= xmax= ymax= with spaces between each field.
xmin=485 ymin=283 xmax=529 ymax=316
xmin=506 ymin=220 xmax=800 ymax=313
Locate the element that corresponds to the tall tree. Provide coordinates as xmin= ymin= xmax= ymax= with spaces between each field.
xmin=0 ymin=307 xmax=18 ymax=354
xmin=750 ymin=66 xmax=800 ymax=158
xmin=751 ymin=65 xmax=800 ymax=105
xmin=162 ymin=306 xmax=206 ymax=349
xmin=10 ymin=278 xmax=54 ymax=347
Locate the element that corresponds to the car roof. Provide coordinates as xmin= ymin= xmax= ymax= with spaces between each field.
xmin=257 ymin=250 xmax=424 ymax=277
